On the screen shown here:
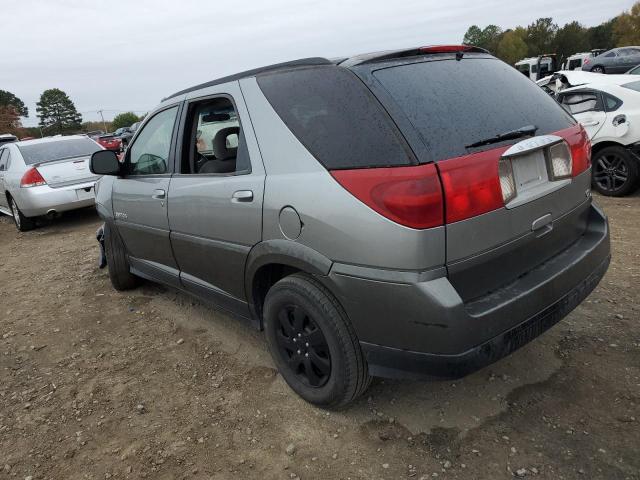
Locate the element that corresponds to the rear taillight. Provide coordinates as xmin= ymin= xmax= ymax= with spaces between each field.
xmin=570 ymin=129 xmax=591 ymax=177
xmin=548 ymin=141 xmax=573 ymax=180
xmin=330 ymin=164 xmax=444 ymax=229
xmin=583 ymin=58 xmax=590 ymax=66
xmin=437 ymin=148 xmax=507 ymax=223
xmin=20 ymin=167 xmax=46 ymax=188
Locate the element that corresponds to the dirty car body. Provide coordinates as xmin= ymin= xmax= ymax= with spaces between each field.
xmin=92 ymin=46 xmax=610 ymax=406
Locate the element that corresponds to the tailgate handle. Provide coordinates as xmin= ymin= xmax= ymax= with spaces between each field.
xmin=532 ymin=213 xmax=553 ymax=237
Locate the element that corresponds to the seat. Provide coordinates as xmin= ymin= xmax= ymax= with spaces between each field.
xmin=198 ymin=127 xmax=240 ymax=174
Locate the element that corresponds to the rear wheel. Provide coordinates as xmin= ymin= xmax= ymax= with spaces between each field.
xmin=9 ymin=196 xmax=36 ymax=232
xmin=591 ymin=65 xmax=606 ymax=74
xmin=263 ymin=273 xmax=371 ymax=408
xmin=104 ymin=222 xmax=139 ymax=290
xmin=592 ymin=146 xmax=639 ymax=197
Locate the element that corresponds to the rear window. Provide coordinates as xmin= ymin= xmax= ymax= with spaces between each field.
xmin=18 ymin=138 xmax=102 ymax=165
xmin=256 ymin=66 xmax=414 ymax=169
xmin=622 ymin=80 xmax=640 ymax=92
xmin=372 ymin=58 xmax=574 ymax=161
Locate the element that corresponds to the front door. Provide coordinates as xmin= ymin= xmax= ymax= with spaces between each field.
xmin=112 ymin=104 xmax=182 ymax=287
xmin=167 ymin=83 xmax=264 ymax=316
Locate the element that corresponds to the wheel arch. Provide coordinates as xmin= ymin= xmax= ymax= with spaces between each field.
xmin=245 ymin=240 xmax=333 ymax=327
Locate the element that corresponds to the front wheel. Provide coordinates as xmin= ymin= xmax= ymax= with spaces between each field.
xmin=592 ymin=146 xmax=639 ymax=197
xmin=591 ymin=66 xmax=606 ymax=74
xmin=263 ymin=273 xmax=371 ymax=408
xmin=104 ymin=222 xmax=139 ymax=290
xmin=9 ymin=196 xmax=36 ymax=232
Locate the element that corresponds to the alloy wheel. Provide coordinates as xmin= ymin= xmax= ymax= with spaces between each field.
xmin=275 ymin=304 xmax=331 ymax=388
xmin=594 ymin=153 xmax=629 ymax=193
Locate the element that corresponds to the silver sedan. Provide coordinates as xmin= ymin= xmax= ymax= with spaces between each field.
xmin=0 ymin=135 xmax=103 ymax=231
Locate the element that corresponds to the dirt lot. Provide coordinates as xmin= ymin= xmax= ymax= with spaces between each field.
xmin=0 ymin=193 xmax=638 ymax=480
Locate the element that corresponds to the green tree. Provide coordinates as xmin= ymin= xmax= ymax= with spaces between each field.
xmin=36 ymin=88 xmax=82 ymax=134
xmin=587 ymin=19 xmax=615 ymax=50
xmin=614 ymin=2 xmax=640 ymax=46
xmin=463 ymin=24 xmax=503 ymax=53
xmin=111 ymin=112 xmax=140 ymax=130
xmin=496 ymin=29 xmax=528 ymax=65
xmin=554 ymin=21 xmax=589 ymax=63
xmin=0 ymin=90 xmax=28 ymax=117
xmin=525 ymin=18 xmax=558 ymax=56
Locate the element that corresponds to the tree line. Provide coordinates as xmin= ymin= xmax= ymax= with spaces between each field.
xmin=463 ymin=1 xmax=640 ymax=65
xmin=0 ymin=87 xmax=143 ymax=139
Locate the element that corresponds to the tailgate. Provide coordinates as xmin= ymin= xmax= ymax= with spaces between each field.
xmin=36 ymin=156 xmax=99 ymax=188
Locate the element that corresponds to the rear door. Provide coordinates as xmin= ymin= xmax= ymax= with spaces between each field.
xmin=353 ymin=54 xmax=590 ymax=300
xmin=558 ymin=89 xmax=607 ymax=139
xmin=111 ymin=104 xmax=182 ymax=287
xmin=167 ymin=82 xmax=264 ymax=315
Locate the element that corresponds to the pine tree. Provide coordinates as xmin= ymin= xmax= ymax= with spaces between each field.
xmin=0 ymin=90 xmax=28 ymax=117
xmin=36 ymin=88 xmax=82 ymax=134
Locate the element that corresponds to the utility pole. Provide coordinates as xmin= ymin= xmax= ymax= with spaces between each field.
xmin=97 ymin=110 xmax=107 ymax=133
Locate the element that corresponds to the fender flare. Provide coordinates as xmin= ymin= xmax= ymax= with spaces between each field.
xmin=244 ymin=239 xmax=333 ymax=310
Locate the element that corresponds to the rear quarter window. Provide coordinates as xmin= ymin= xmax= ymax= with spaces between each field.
xmin=256 ymin=66 xmax=414 ymax=169
xmin=371 ymin=58 xmax=575 ymax=161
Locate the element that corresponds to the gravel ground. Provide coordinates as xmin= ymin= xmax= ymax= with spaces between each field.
xmin=0 ymin=193 xmax=638 ymax=480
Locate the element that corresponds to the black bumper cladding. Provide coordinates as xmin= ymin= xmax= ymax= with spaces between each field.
xmin=361 ymin=255 xmax=610 ymax=380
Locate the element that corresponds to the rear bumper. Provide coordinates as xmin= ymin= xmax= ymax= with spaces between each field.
xmin=15 ymin=181 xmax=96 ymax=217
xmin=324 ymin=202 xmax=610 ymax=379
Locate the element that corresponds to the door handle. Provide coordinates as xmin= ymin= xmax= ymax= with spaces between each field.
xmin=232 ymin=190 xmax=253 ymax=202
xmin=152 ymin=189 xmax=166 ymax=199
xmin=582 ymin=120 xmax=600 ymax=127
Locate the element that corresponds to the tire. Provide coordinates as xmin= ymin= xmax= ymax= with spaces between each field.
xmin=9 ymin=196 xmax=36 ymax=232
xmin=591 ymin=66 xmax=605 ymax=74
xmin=104 ymin=222 xmax=139 ymax=290
xmin=263 ymin=273 xmax=371 ymax=408
xmin=591 ymin=146 xmax=640 ymax=197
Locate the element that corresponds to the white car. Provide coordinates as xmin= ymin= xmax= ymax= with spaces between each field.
xmin=557 ymin=80 xmax=640 ymax=196
xmin=0 ymin=135 xmax=103 ymax=231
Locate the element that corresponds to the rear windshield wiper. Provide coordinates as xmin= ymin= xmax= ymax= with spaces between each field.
xmin=465 ymin=125 xmax=538 ymax=149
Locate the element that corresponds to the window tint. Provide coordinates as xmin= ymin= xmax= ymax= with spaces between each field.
xmin=181 ymin=97 xmax=250 ymax=174
xmin=0 ymin=149 xmax=7 ymax=171
xmin=568 ymin=59 xmax=582 ymax=70
xmin=623 ymin=80 xmax=640 ymax=92
xmin=603 ymin=93 xmax=623 ymax=111
xmin=18 ymin=138 xmax=102 ymax=165
xmin=604 ymin=51 xmax=617 ymax=58
xmin=372 ymin=58 xmax=574 ymax=161
xmin=128 ymin=106 xmax=178 ymax=175
xmin=516 ymin=64 xmax=530 ymax=75
xmin=257 ymin=66 xmax=414 ymax=169
xmin=559 ymin=92 xmax=600 ymax=114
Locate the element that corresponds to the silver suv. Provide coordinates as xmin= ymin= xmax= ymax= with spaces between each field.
xmin=91 ymin=46 xmax=610 ymax=407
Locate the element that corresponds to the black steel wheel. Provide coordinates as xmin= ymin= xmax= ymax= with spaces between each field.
xmin=592 ymin=146 xmax=639 ymax=197
xmin=264 ymin=273 xmax=371 ymax=408
xmin=275 ymin=304 xmax=331 ymax=387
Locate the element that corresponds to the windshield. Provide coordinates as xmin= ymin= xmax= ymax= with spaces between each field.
xmin=18 ymin=138 xmax=102 ymax=165
xmin=372 ymin=57 xmax=574 ymax=161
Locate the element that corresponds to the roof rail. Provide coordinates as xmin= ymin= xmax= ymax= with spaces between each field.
xmin=163 ymin=57 xmax=333 ymax=101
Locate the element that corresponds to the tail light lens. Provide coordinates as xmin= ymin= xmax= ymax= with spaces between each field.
xmin=570 ymin=130 xmax=591 ymax=177
xmin=498 ymin=158 xmax=517 ymax=203
xmin=20 ymin=167 xmax=46 ymax=188
xmin=437 ymin=148 xmax=507 ymax=223
xmin=330 ymin=163 xmax=444 ymax=229
xmin=548 ymin=141 xmax=572 ymax=180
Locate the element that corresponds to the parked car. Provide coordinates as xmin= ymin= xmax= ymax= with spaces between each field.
xmin=97 ymin=134 xmax=122 ymax=152
xmin=85 ymin=130 xmax=105 ymax=140
xmin=0 ymin=135 xmax=103 ymax=231
xmin=515 ymin=55 xmax=557 ymax=80
xmin=582 ymin=46 xmax=640 ymax=74
xmin=114 ymin=122 xmax=140 ymax=149
xmin=90 ymin=46 xmax=610 ymax=407
xmin=557 ymin=80 xmax=640 ymax=196
xmin=0 ymin=134 xmax=17 ymax=146
xmin=562 ymin=50 xmax=606 ymax=71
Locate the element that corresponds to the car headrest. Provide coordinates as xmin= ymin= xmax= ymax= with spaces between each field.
xmin=212 ymin=127 xmax=240 ymax=161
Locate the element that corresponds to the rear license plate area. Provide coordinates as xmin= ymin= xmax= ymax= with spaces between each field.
xmin=76 ymin=186 xmax=94 ymax=201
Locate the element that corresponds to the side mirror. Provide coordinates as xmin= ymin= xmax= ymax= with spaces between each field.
xmin=90 ymin=150 xmax=121 ymax=175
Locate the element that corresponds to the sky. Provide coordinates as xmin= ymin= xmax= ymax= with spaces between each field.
xmin=2 ymin=0 xmax=635 ymax=128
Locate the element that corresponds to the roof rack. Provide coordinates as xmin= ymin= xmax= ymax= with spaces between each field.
xmin=163 ymin=57 xmax=333 ymax=101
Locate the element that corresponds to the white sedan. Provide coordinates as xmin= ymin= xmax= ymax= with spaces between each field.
xmin=556 ymin=79 xmax=640 ymax=196
xmin=0 ymin=135 xmax=103 ymax=231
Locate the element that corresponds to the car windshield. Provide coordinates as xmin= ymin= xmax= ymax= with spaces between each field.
xmin=18 ymin=138 xmax=102 ymax=165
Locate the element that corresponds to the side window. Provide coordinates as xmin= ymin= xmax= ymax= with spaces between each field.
xmin=181 ymin=96 xmax=250 ymax=175
xmin=516 ymin=64 xmax=530 ymax=76
xmin=0 ymin=149 xmax=7 ymax=171
xmin=604 ymin=51 xmax=617 ymax=58
xmin=128 ymin=106 xmax=178 ymax=175
xmin=531 ymin=64 xmax=538 ymax=74
xmin=559 ymin=91 xmax=601 ymax=115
